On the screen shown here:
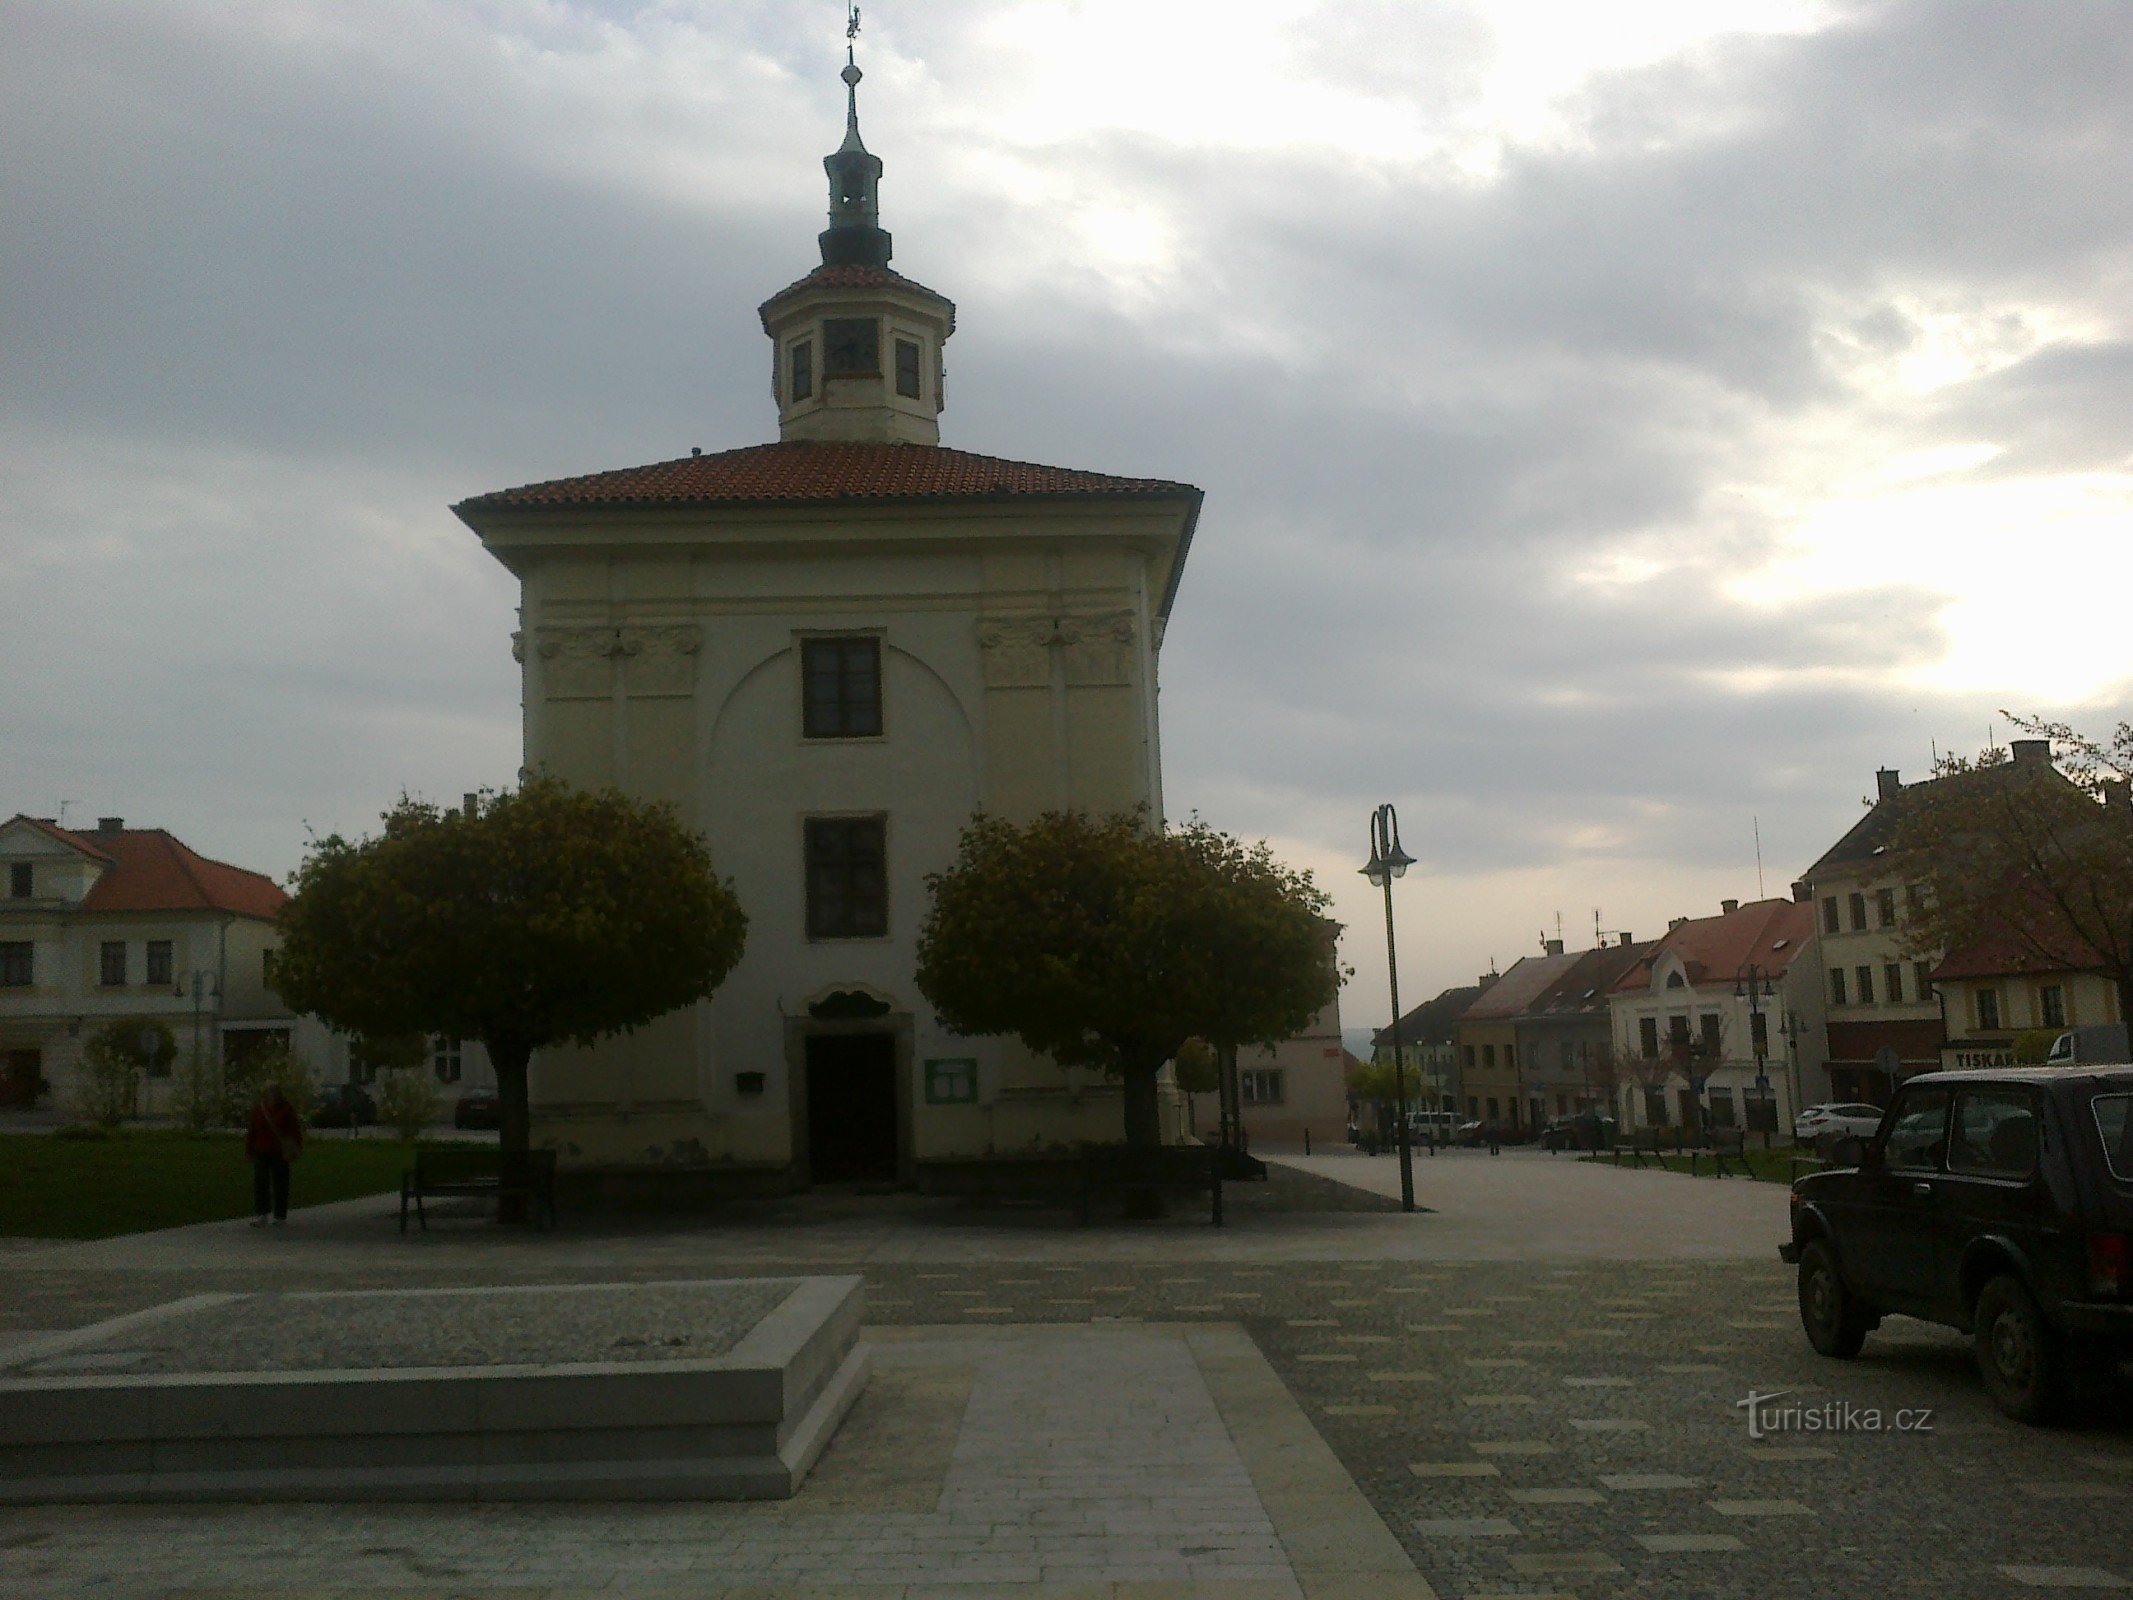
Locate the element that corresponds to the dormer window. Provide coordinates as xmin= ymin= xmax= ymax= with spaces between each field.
xmin=895 ymin=338 xmax=921 ymax=399
xmin=824 ymin=318 xmax=879 ymax=376
xmin=790 ymin=341 xmax=814 ymax=402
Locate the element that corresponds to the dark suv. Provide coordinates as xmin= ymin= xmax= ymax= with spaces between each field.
xmin=1781 ymin=1067 xmax=2133 ymax=1422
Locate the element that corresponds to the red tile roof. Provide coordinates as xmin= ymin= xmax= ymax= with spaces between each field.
xmin=757 ymin=263 xmax=956 ymax=331
xmin=5 ymin=817 xmax=285 ymax=920
xmin=1931 ymin=885 xmax=2108 ymax=980
xmin=1458 ymin=951 xmax=1584 ymax=1021
xmin=456 ymin=441 xmax=1200 ymax=513
xmin=1613 ymin=899 xmax=1814 ymax=993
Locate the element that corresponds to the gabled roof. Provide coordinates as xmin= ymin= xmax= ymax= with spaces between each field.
xmin=1613 ymin=899 xmax=1814 ymax=994
xmin=1521 ymin=942 xmax=1657 ymax=1021
xmin=453 ymin=440 xmax=1201 ymax=514
xmin=1931 ymin=883 xmax=2110 ymax=981
xmin=1 ymin=816 xmax=285 ymax=920
xmin=1802 ymin=756 xmax=2074 ymax=884
xmin=1458 ymin=952 xmax=1584 ymax=1022
xmin=1372 ymin=983 xmax=1488 ymax=1049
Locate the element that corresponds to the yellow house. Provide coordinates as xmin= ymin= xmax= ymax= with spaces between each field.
xmin=1932 ymin=916 xmax=2122 ymax=1070
xmin=454 ymin=57 xmax=1201 ymax=1191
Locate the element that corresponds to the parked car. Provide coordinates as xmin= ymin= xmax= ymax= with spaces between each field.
xmin=311 ymin=1083 xmax=377 ymax=1129
xmin=1794 ymin=1102 xmax=1885 ymax=1149
xmin=2047 ymin=1024 xmax=2131 ymax=1067
xmin=1541 ymin=1111 xmax=1616 ymax=1151
xmin=1781 ymin=1066 xmax=2133 ymax=1422
xmin=453 ymin=1088 xmax=502 ymax=1131
xmin=1406 ymin=1110 xmax=1462 ymax=1145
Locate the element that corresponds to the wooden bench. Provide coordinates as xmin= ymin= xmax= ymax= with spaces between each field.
xmin=1692 ymin=1126 xmax=1752 ymax=1178
xmin=1078 ymin=1144 xmax=1223 ymax=1227
xmin=1614 ymin=1126 xmax=1667 ymax=1169
xmin=401 ymin=1147 xmax=558 ymax=1232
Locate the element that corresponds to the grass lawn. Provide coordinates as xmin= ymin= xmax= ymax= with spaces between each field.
xmin=0 ymin=1130 xmax=430 ymax=1240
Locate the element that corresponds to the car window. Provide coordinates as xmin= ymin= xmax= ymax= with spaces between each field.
xmin=1948 ymin=1087 xmax=2038 ymax=1180
xmin=1881 ymin=1086 xmax=1951 ymax=1171
xmin=2095 ymin=1095 xmax=2133 ymax=1184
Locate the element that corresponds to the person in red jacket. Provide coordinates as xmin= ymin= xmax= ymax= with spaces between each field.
xmin=245 ymin=1081 xmax=304 ymax=1226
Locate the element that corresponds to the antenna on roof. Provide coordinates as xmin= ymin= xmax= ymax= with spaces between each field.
xmin=1754 ymin=815 xmax=1765 ymax=899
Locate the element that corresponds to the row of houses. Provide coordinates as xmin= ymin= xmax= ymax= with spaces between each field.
xmin=1373 ymin=739 xmax=2112 ymax=1135
xmin=0 ymin=813 xmax=496 ymax=1112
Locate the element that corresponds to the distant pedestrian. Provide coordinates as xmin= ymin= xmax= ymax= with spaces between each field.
xmin=246 ymin=1081 xmax=304 ymax=1226
xmin=1487 ymin=1122 xmax=1501 ymax=1156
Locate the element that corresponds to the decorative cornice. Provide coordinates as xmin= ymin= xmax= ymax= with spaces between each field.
xmin=977 ymin=611 xmax=1136 ymax=688
xmin=523 ymin=625 xmax=702 ymax=700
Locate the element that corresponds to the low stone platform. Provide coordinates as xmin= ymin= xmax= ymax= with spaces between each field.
xmin=0 ymin=1276 xmax=867 ymax=1503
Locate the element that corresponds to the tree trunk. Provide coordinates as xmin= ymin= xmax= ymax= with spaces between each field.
xmin=1121 ymin=1059 xmax=1164 ymax=1220
xmin=488 ymin=1035 xmax=533 ymax=1225
xmin=2117 ymin=976 xmax=2133 ymax=1055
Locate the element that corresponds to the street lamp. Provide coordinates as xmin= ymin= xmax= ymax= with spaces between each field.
xmin=1733 ymin=963 xmax=1781 ymax=1149
xmin=1361 ymin=803 xmax=1417 ymax=1213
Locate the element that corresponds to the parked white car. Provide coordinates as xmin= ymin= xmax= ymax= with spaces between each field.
xmin=1794 ymin=1102 xmax=1885 ymax=1148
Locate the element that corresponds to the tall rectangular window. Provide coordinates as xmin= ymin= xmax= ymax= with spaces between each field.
xmin=7 ymin=863 xmax=29 ymax=899
xmin=895 ymin=337 xmax=921 ymax=398
xmin=0 ymin=942 xmax=31 ymax=987
xmin=1830 ymin=967 xmax=1848 ymax=1005
xmin=1848 ymin=893 xmax=1867 ymax=931
xmin=2040 ymin=985 xmax=2067 ymax=1028
xmin=1856 ymin=965 xmax=1875 ymax=1005
xmin=1876 ymin=888 xmax=1897 ymax=927
xmin=805 ymin=816 xmax=888 ymax=939
xmin=1976 ymin=987 xmax=2002 ymax=1030
xmin=1482 ymin=1044 xmax=1496 ymax=1067
xmin=146 ymin=941 xmax=173 ymax=987
xmin=1914 ymin=960 xmax=1935 ymax=1002
xmin=789 ymin=340 xmax=813 ymax=401
xmin=1822 ymin=897 xmax=1839 ymax=934
xmin=1639 ymin=1016 xmax=1659 ymax=1057
xmin=433 ymin=1036 xmax=463 ymax=1084
xmin=99 ymin=941 xmax=127 ymax=987
xmin=1699 ymin=1013 xmax=1722 ymax=1056
xmin=801 ymin=636 xmax=883 ymax=738
xmin=1884 ymin=963 xmax=1904 ymax=1004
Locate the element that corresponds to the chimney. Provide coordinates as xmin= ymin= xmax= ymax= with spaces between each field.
xmin=96 ymin=817 xmax=123 ymax=834
xmin=2011 ymin=738 xmax=2052 ymax=768
xmin=1875 ymin=768 xmax=1901 ymax=800
xmin=1667 ymin=916 xmax=1687 ymax=931
xmin=1792 ymin=880 xmax=1811 ymax=902
xmin=1619 ymin=931 xmax=1634 ymax=947
xmin=1721 ymin=898 xmax=1739 ymax=916
xmin=2104 ymin=779 xmax=2132 ymax=811
xmin=1544 ymin=939 xmax=1565 ymax=957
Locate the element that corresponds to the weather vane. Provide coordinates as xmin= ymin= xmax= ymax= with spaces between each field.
xmin=848 ymin=4 xmax=861 ymax=45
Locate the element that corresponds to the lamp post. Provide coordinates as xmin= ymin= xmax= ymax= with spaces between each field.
xmin=1361 ymin=804 xmax=1417 ymax=1213
xmin=1733 ymin=963 xmax=1777 ymax=1149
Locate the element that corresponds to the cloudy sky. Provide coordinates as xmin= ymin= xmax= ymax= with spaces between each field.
xmin=6 ymin=0 xmax=2130 ymax=1028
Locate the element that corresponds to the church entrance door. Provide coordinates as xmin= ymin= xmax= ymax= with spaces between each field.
xmin=805 ymin=1031 xmax=899 ymax=1183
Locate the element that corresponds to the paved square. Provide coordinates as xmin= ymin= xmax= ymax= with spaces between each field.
xmin=2 ymin=1145 xmax=2129 ymax=1598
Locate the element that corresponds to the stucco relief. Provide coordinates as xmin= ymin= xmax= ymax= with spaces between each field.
xmin=977 ymin=611 xmax=1136 ymax=688
xmin=525 ymin=625 xmax=702 ymax=700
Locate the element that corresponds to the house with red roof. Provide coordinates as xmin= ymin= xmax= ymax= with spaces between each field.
xmin=1607 ymin=896 xmax=1826 ymax=1137
xmin=1930 ymin=890 xmax=2122 ymax=1070
xmin=450 ymin=52 xmax=1204 ymax=1189
xmin=0 ymin=814 xmax=295 ymax=1110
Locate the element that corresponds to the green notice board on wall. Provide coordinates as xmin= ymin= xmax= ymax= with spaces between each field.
xmin=924 ymin=1058 xmax=978 ymax=1104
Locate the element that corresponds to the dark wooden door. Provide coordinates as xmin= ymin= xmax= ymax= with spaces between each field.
xmin=806 ymin=1032 xmax=898 ymax=1183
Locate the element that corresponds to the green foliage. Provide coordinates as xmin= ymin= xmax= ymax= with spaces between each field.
xmin=271 ymin=775 xmax=748 ymax=1157
xmin=915 ymin=810 xmax=1338 ymax=1150
xmin=70 ymin=1021 xmax=170 ymax=1128
xmin=168 ymin=1048 xmax=221 ymax=1135
xmin=350 ymin=1032 xmax=427 ymax=1079
xmin=372 ymin=1068 xmax=443 ymax=1142
xmin=223 ymin=1037 xmax=319 ymax=1125
xmin=1347 ymin=1056 xmax=1423 ymax=1105
xmin=2012 ymin=1028 xmax=2059 ymax=1066
xmin=1172 ymin=1038 xmax=1220 ymax=1095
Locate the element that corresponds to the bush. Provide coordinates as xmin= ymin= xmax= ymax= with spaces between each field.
xmin=70 ymin=1024 xmax=158 ymax=1129
xmin=222 ymin=1037 xmax=320 ymax=1126
xmin=372 ymin=1069 xmax=442 ymax=1143
xmin=167 ymin=1048 xmax=221 ymax=1135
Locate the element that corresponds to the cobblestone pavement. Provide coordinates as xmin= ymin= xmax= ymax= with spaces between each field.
xmin=3 ymin=1151 xmax=2130 ymax=1596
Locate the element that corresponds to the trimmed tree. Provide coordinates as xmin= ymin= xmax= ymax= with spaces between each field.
xmin=914 ymin=811 xmax=1338 ymax=1154
xmin=271 ymin=778 xmax=748 ymax=1168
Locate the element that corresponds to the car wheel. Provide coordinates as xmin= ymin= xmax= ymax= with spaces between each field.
xmin=1798 ymin=1239 xmax=1870 ymax=1359
xmin=1974 ymin=1274 xmax=2066 ymax=1424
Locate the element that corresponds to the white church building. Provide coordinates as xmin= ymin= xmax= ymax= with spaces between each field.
xmin=455 ymin=50 xmax=1209 ymax=1191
